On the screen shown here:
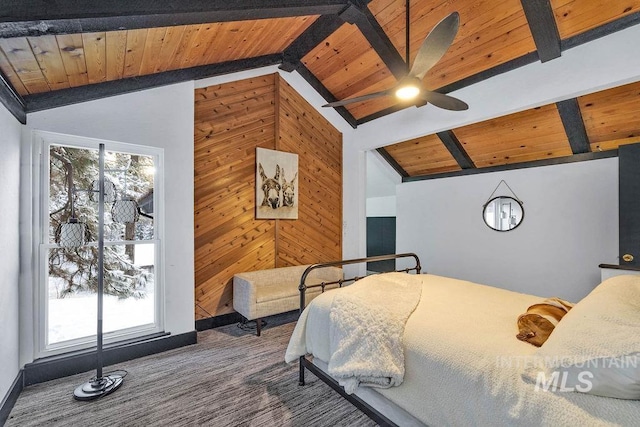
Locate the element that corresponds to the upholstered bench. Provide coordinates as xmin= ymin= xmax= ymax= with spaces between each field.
xmin=233 ymin=264 xmax=343 ymax=336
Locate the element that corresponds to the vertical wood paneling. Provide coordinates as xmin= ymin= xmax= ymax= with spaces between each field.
xmin=194 ymin=73 xmax=342 ymax=319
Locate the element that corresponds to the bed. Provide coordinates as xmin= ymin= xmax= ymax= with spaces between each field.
xmin=285 ymin=254 xmax=640 ymax=426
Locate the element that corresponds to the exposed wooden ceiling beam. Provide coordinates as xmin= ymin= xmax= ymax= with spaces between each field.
xmin=436 ymin=130 xmax=475 ymax=169
xmin=556 ymin=98 xmax=591 ymax=154
xmin=403 ymin=151 xmax=617 ymax=182
xmin=293 ymin=63 xmax=358 ymax=128
xmin=24 ymin=54 xmax=283 ymax=112
xmin=0 ymin=71 xmax=26 ymax=123
xmin=339 ymin=1 xmax=406 ymax=79
xmin=376 ymin=147 xmax=409 ymax=178
xmin=280 ymin=15 xmax=344 ymax=72
xmin=520 ymin=0 xmax=561 ymax=62
xmin=0 ymin=0 xmax=350 ymax=37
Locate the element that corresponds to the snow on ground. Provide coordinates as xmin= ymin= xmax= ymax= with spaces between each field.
xmin=48 ymin=292 xmax=155 ymax=344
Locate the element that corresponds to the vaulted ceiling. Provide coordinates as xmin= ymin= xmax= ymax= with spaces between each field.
xmin=1 ymin=0 xmax=640 ymax=180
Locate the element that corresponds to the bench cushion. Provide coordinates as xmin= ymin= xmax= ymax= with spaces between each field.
xmin=233 ymin=265 xmax=343 ymax=320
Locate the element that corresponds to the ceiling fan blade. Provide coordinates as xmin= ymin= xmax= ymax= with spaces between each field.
xmin=420 ymin=90 xmax=468 ymax=111
xmin=409 ymin=12 xmax=460 ymax=80
xmin=322 ymin=90 xmax=391 ymax=107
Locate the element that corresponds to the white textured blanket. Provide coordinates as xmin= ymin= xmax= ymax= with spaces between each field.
xmin=327 ymin=272 xmax=423 ymax=394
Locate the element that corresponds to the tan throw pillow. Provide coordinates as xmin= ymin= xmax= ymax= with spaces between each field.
xmin=516 ymin=297 xmax=574 ymax=347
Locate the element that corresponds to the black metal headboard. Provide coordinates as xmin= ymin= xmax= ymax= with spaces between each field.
xmin=298 ymin=253 xmax=422 ymax=313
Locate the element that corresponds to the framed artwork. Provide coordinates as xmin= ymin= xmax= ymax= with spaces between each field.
xmin=256 ymin=147 xmax=298 ymax=219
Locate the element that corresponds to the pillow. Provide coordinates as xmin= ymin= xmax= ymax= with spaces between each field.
xmin=524 ymin=275 xmax=640 ymax=400
xmin=516 ymin=297 xmax=574 ymax=347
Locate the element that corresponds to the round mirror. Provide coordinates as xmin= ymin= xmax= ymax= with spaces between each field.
xmin=483 ymin=196 xmax=524 ymax=232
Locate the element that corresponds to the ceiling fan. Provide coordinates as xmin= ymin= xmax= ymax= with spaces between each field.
xmin=323 ymin=1 xmax=468 ymax=111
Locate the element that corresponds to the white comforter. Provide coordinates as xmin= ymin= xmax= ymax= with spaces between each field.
xmin=285 ymin=273 xmax=640 ymax=426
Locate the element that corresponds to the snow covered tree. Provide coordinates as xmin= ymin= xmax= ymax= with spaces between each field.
xmin=49 ymin=145 xmax=154 ymax=299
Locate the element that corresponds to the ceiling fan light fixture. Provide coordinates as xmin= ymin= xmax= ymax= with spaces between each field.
xmin=395 ymin=84 xmax=420 ymax=101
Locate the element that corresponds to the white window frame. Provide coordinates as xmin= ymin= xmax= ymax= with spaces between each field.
xmin=33 ymin=130 xmax=165 ymax=358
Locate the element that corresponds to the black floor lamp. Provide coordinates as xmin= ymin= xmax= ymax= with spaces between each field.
xmin=60 ymin=143 xmax=127 ymax=400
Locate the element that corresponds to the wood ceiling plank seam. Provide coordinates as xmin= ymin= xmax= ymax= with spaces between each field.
xmin=304 ymin=40 xmax=377 ymax=83
xmin=555 ymin=98 xmax=591 ymax=154
xmin=340 ymin=4 xmax=408 ymax=79
xmin=138 ymin=27 xmax=169 ymax=76
xmin=27 ymin=35 xmax=70 ymax=90
xmin=0 ymin=46 xmax=29 ymax=96
xmin=177 ymin=23 xmax=206 ymax=69
xmin=322 ymin=54 xmax=392 ymax=98
xmin=301 ymin=24 xmax=370 ymax=79
xmin=122 ymin=28 xmax=148 ymax=78
xmin=204 ymin=22 xmax=241 ymax=65
xmin=168 ymin=25 xmax=200 ymax=70
xmin=0 ymin=37 xmax=50 ymax=93
xmin=280 ymin=14 xmax=343 ymax=70
xmin=81 ymin=32 xmax=107 ymax=84
xmin=376 ymin=147 xmax=409 ymax=177
xmin=437 ymin=6 xmax=533 ymax=61
xmin=154 ymin=25 xmax=187 ymax=73
xmin=55 ymin=34 xmax=89 ymax=87
xmin=185 ymin=23 xmax=224 ymax=68
xmin=266 ymin=16 xmax=318 ymax=54
xmin=221 ymin=18 xmax=285 ymax=62
xmin=427 ymin=22 xmax=536 ymax=90
xmin=105 ymin=30 xmax=127 ymax=81
xmin=230 ymin=17 xmax=295 ymax=58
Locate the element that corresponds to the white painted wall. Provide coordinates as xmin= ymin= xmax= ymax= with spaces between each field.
xmin=23 ymin=82 xmax=195 ymax=363
xmin=366 ymin=151 xmax=400 ymax=217
xmin=341 ymin=23 xmax=640 ymax=286
xmin=397 ymin=158 xmax=618 ymax=302
xmin=0 ymin=104 xmax=22 ymax=402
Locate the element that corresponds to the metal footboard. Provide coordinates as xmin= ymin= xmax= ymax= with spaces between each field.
xmin=296 ymin=253 xmax=422 ymax=426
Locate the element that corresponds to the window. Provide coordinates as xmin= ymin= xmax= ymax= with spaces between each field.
xmin=35 ymin=131 xmax=164 ymax=357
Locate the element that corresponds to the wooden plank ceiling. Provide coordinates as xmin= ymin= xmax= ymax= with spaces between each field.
xmin=1 ymin=0 xmax=640 ymax=175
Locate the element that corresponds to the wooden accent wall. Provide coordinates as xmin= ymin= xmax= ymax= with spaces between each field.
xmin=194 ymin=74 xmax=342 ymax=319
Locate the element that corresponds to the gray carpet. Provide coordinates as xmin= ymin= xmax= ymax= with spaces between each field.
xmin=6 ymin=314 xmax=376 ymax=426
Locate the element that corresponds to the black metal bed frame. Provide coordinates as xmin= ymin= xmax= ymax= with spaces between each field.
xmin=296 ymin=253 xmax=422 ymax=427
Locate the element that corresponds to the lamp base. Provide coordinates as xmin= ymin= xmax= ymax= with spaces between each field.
xmin=73 ymin=374 xmax=124 ymax=401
